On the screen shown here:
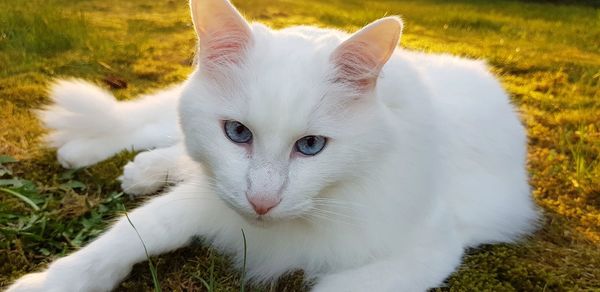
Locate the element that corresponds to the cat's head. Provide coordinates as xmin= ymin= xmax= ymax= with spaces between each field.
xmin=180 ymin=0 xmax=402 ymax=222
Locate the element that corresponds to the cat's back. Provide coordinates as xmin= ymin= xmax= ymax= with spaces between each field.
xmin=381 ymin=50 xmax=538 ymax=246
xmin=382 ymin=49 xmax=525 ymax=162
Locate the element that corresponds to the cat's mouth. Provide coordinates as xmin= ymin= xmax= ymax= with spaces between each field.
xmin=233 ymin=210 xmax=291 ymax=228
xmin=243 ymin=214 xmax=277 ymax=227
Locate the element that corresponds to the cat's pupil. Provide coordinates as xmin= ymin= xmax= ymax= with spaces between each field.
xmin=236 ymin=125 xmax=245 ymax=134
xmin=307 ymin=137 xmax=315 ymax=147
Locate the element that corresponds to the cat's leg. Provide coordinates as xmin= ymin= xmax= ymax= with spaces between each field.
xmin=39 ymin=80 xmax=183 ymax=169
xmin=7 ymin=181 xmax=225 ymax=292
xmin=120 ymin=143 xmax=196 ymax=196
xmin=312 ymin=239 xmax=463 ymax=292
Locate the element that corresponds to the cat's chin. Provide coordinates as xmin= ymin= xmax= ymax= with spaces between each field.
xmin=238 ymin=212 xmax=287 ymax=228
xmin=241 ymin=215 xmax=279 ymax=227
xmin=236 ymin=210 xmax=301 ymax=228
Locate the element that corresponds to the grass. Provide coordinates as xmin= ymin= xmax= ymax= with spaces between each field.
xmin=123 ymin=209 xmax=162 ymax=292
xmin=0 ymin=0 xmax=599 ymax=290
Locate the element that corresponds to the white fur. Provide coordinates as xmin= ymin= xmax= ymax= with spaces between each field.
xmin=119 ymin=143 xmax=193 ymax=196
xmin=9 ymin=0 xmax=538 ymax=291
xmin=39 ymin=80 xmax=182 ymax=168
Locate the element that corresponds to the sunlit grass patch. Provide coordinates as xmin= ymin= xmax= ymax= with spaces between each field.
xmin=0 ymin=0 xmax=93 ymax=74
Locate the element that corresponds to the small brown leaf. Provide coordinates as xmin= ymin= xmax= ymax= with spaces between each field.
xmin=102 ymin=75 xmax=128 ymax=89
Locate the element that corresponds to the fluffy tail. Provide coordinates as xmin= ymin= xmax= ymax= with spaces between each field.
xmin=39 ymin=80 xmax=122 ymax=148
xmin=38 ymin=79 xmax=182 ymax=168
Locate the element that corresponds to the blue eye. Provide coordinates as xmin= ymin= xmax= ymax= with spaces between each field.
xmin=224 ymin=120 xmax=252 ymax=144
xmin=295 ymin=136 xmax=327 ymax=156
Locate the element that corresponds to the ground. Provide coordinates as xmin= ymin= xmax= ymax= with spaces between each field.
xmin=1 ymin=0 xmax=599 ymax=291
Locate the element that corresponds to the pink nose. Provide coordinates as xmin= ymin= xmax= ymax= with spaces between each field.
xmin=247 ymin=195 xmax=281 ymax=215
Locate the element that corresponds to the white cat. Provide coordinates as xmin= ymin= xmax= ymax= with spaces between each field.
xmin=8 ymin=0 xmax=539 ymax=291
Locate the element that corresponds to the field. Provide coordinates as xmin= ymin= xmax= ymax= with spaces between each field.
xmin=1 ymin=0 xmax=599 ymax=290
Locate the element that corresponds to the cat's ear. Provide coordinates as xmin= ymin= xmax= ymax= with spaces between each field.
xmin=190 ymin=0 xmax=252 ymax=70
xmin=330 ymin=17 xmax=402 ymax=92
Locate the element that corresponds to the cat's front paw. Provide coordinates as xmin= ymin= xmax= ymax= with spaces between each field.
xmin=7 ymin=270 xmax=84 ymax=292
xmin=6 ymin=272 xmax=50 ymax=292
xmin=8 ymin=255 xmax=127 ymax=292
xmin=119 ymin=152 xmax=169 ymax=196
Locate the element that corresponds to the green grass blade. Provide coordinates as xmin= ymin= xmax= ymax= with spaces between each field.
xmin=0 ymin=187 xmax=40 ymax=211
xmin=199 ymin=278 xmax=212 ymax=291
xmin=240 ymin=228 xmax=247 ymax=292
xmin=123 ymin=210 xmax=162 ymax=292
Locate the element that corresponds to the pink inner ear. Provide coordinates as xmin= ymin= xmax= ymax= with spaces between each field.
xmin=199 ymin=21 xmax=250 ymax=70
xmin=331 ymin=41 xmax=380 ymax=91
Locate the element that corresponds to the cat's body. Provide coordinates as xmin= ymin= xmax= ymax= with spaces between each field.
xmin=8 ymin=0 xmax=538 ymax=291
